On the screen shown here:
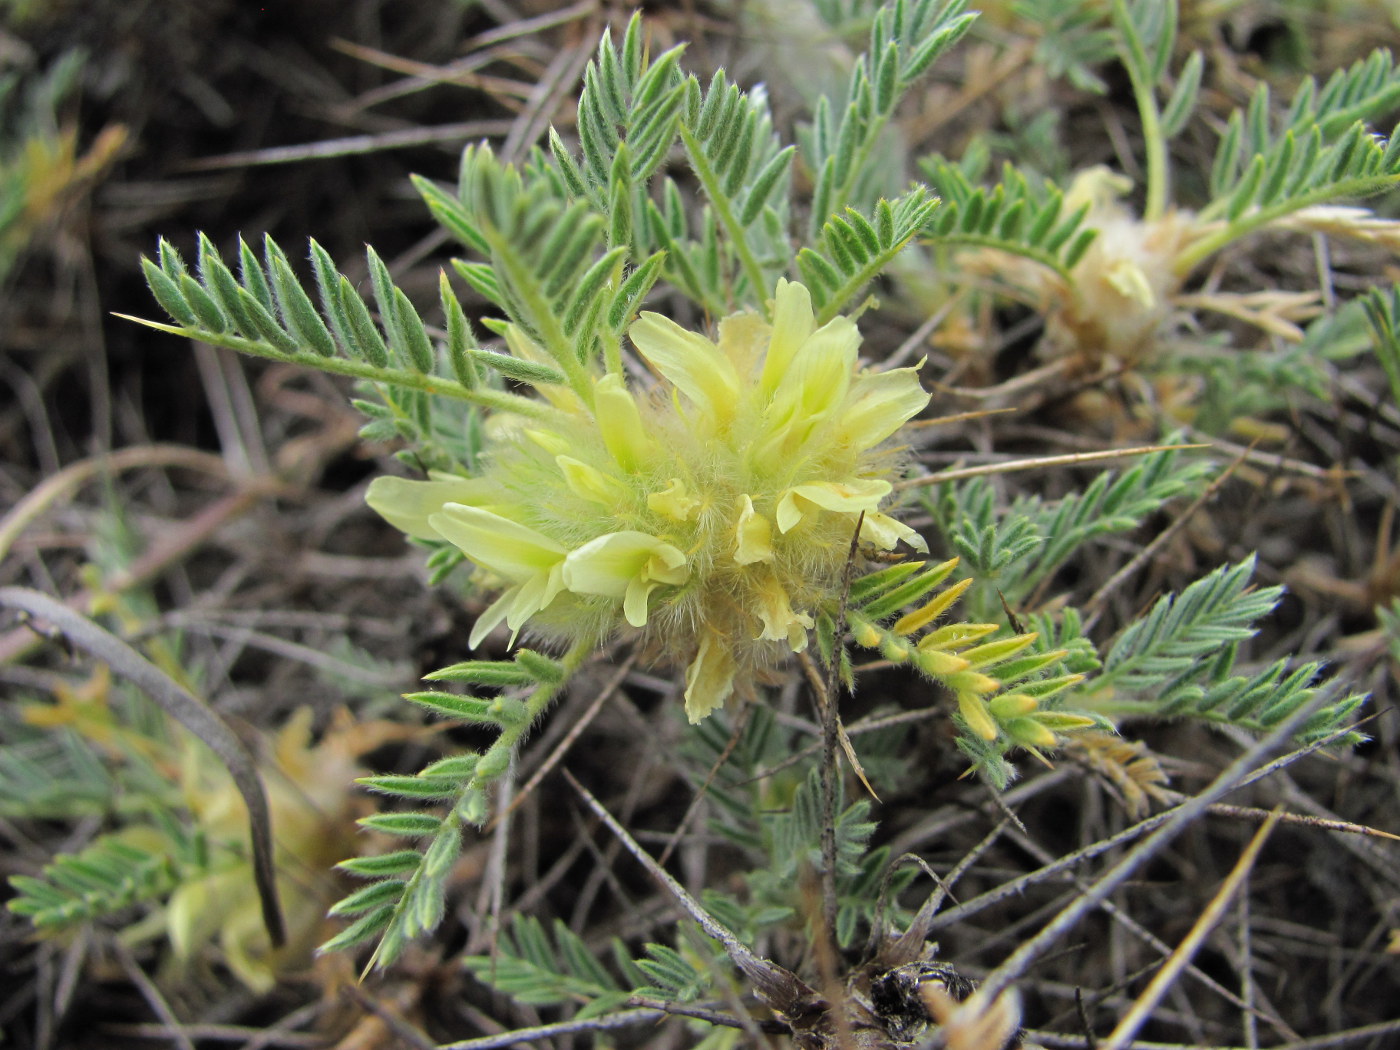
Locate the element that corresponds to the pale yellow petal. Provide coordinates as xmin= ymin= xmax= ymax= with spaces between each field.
xmin=166 ymin=877 xmax=213 ymax=964
xmin=429 ymin=504 xmax=566 ymax=580
xmin=525 ymin=428 xmax=571 ymax=456
xmin=623 ymin=577 xmax=659 ymax=627
xmin=732 ymin=495 xmax=774 ymax=564
xmin=562 ymin=531 xmax=689 ymax=600
xmin=647 ymin=546 xmax=689 ymax=583
xmin=775 ymin=478 xmax=891 ymax=532
xmin=755 ymin=314 xmax=860 ymax=461
xmin=366 ymin=475 xmax=495 ymax=540
xmin=593 ymin=372 xmax=652 ymax=473
xmin=758 ymin=278 xmax=815 ymax=398
xmin=469 ymin=588 xmax=515 ymax=648
xmin=794 ymin=317 xmax=860 ymax=410
xmin=621 ymin=542 xmax=690 ymax=627
xmin=837 ymin=365 xmax=930 ymax=449
xmin=1105 ymin=259 xmax=1156 ymax=308
xmin=684 ymin=633 xmax=737 ymax=723
xmin=630 ymin=312 xmax=741 ymax=423
xmin=716 ymin=312 xmax=771 ymax=377
xmin=219 ymin=901 xmax=277 ymax=994
xmin=556 ymin=455 xmax=630 ymax=505
xmin=861 ymin=509 xmax=929 ymax=552
xmin=648 ymin=478 xmax=701 ymax=521
xmin=753 ymin=578 xmax=814 ymax=650
xmin=510 ymin=563 xmax=567 ymax=628
xmin=1065 ymin=164 xmax=1134 ymax=213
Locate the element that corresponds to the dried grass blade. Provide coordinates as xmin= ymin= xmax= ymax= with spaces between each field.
xmin=1101 ymin=808 xmax=1282 ymax=1050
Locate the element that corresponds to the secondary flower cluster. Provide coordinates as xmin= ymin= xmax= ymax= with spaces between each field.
xmin=368 ymin=280 xmax=929 ymax=721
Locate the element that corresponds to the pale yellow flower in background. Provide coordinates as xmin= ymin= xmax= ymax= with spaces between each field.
xmin=368 ymin=279 xmax=930 ymax=722
xmin=953 ymin=165 xmax=1197 ymax=365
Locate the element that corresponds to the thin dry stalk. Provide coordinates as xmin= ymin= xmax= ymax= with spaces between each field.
xmin=975 ymin=685 xmax=1342 ymax=1002
xmin=895 ymin=444 xmax=1207 ymax=490
xmin=1101 ymin=809 xmax=1282 ymax=1050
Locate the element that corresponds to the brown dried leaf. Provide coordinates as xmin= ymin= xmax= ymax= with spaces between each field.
xmin=1064 ymin=730 xmax=1172 ymax=820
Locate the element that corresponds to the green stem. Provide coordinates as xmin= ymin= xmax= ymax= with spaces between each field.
xmin=1174 ymin=173 xmax=1400 ymax=276
xmin=601 ymin=328 xmax=623 ymax=378
xmin=812 ymin=236 xmax=914 ymax=327
xmin=480 ymin=638 xmax=594 ymax=765
xmin=118 ymin=314 xmax=560 ymax=423
xmin=362 ymin=638 xmax=593 ymax=973
xmin=445 ymin=639 xmax=594 ymax=829
xmin=1112 ymin=0 xmax=1169 ymax=222
xmin=481 ymin=229 xmax=596 ymax=409
xmin=678 ymin=123 xmax=771 ymax=314
xmin=826 ymin=112 xmax=893 ymax=235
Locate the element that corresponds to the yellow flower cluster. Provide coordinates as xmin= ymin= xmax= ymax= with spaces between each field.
xmin=368 ymin=280 xmax=929 ymax=721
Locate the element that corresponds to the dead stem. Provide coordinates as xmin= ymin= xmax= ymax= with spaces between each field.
xmin=895 ymin=443 xmax=1208 ymax=490
xmin=976 ymin=686 xmax=1341 ymax=1004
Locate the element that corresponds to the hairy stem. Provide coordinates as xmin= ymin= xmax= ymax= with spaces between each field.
xmin=679 ymin=124 xmax=771 ymax=313
xmin=117 ymin=315 xmax=561 ymax=421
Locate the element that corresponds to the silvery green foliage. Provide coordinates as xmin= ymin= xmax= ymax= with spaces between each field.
xmin=1208 ymin=49 xmax=1400 ymax=217
xmin=927 ymin=445 xmax=1214 ymax=604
